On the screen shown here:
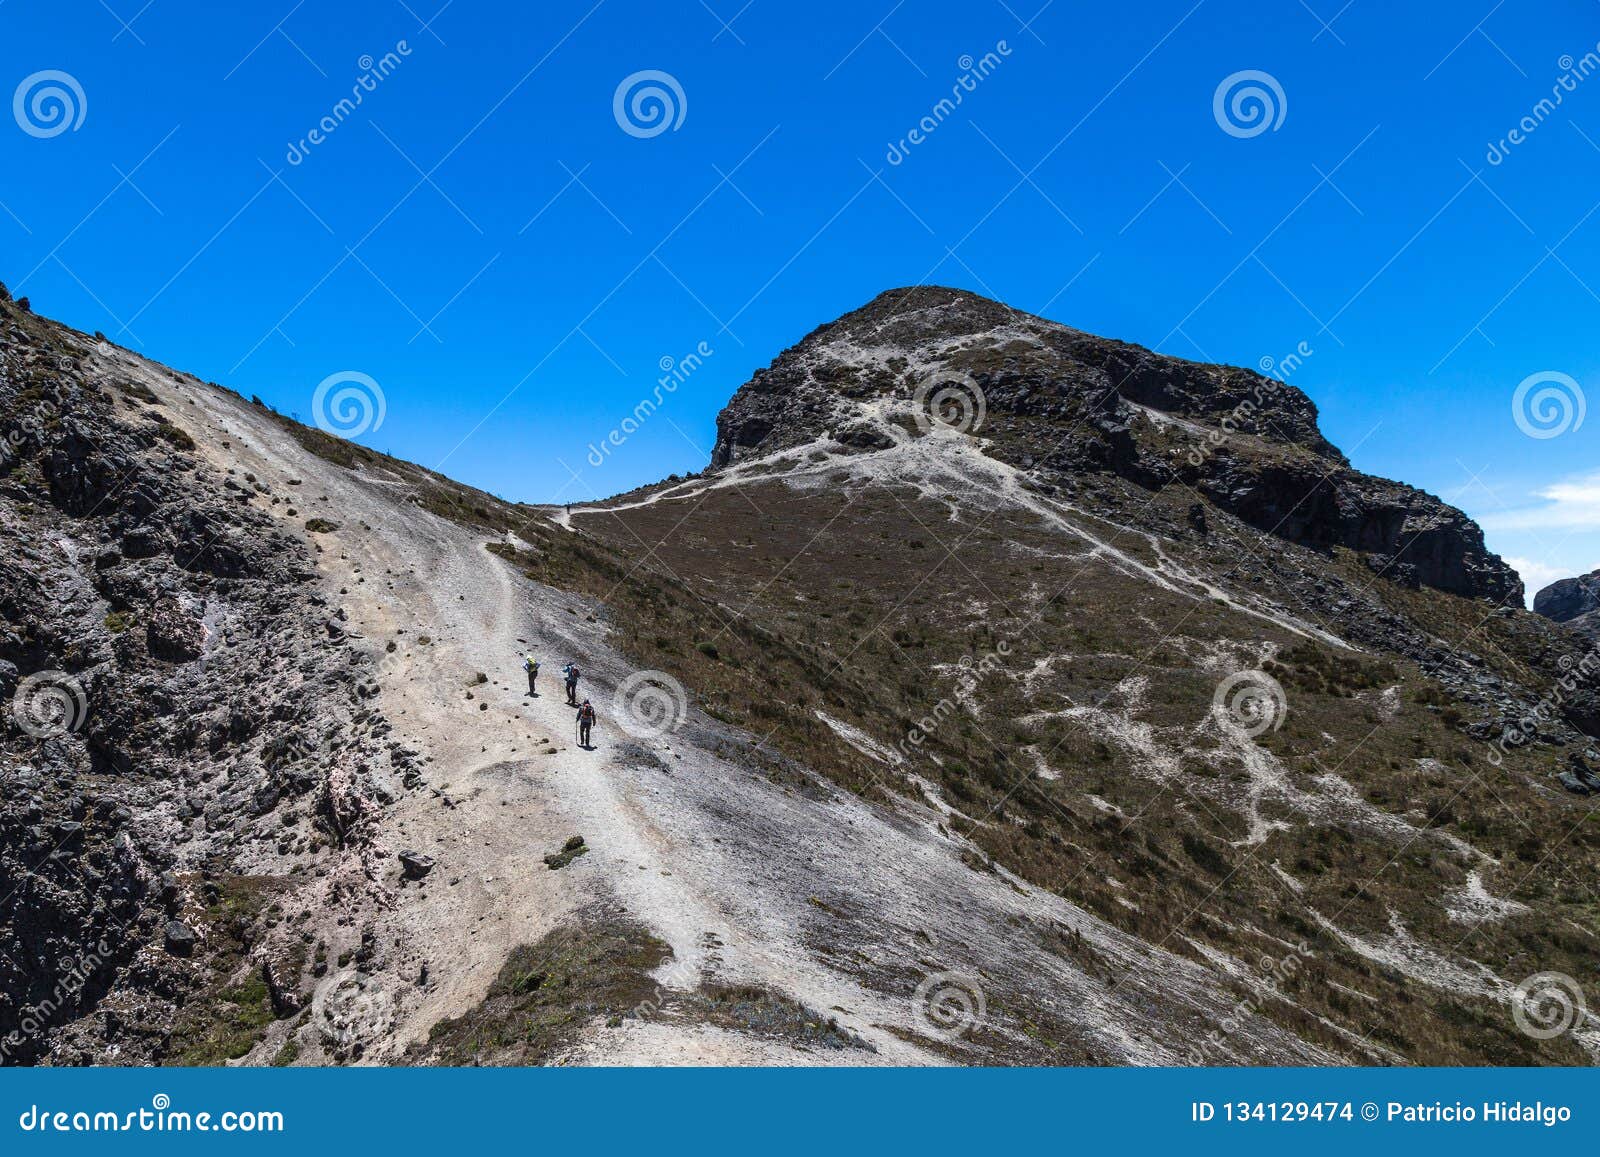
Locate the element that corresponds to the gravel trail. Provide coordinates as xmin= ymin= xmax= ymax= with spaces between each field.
xmin=93 ymin=346 xmax=1342 ymax=1066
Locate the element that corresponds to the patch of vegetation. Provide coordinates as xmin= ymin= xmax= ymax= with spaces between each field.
xmin=543 ymin=835 xmax=588 ymax=870
xmin=415 ymin=911 xmax=671 ymax=1065
xmin=1267 ymin=641 xmax=1396 ymax=696
xmin=417 ymin=910 xmax=872 ymax=1066
xmin=303 ymin=518 xmax=339 ymax=534
xmin=165 ymin=874 xmax=292 ymax=1065
xmin=153 ymin=423 xmax=196 ymax=452
xmin=260 ymin=409 xmax=508 ymax=529
xmin=117 ymin=380 xmax=159 ymax=404
xmin=688 ymin=983 xmax=871 ymax=1051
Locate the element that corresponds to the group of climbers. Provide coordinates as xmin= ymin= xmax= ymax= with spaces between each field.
xmin=522 ymin=653 xmax=597 ymax=749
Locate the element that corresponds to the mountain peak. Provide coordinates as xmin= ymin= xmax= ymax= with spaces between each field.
xmin=710 ymin=287 xmax=1519 ymax=605
xmin=714 ymin=284 xmax=1335 ymax=463
xmin=1534 ymin=568 xmax=1600 ymax=636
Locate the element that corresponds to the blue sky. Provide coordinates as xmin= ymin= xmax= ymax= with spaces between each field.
xmin=2 ymin=0 xmax=1598 ymax=601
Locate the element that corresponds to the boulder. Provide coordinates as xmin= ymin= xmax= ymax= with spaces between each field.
xmin=163 ymin=920 xmax=197 ymax=955
xmin=398 ymin=850 xmax=435 ymax=880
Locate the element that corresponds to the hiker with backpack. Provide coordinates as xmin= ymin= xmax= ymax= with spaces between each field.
xmin=577 ymin=699 xmax=596 ymax=748
xmin=563 ymin=663 xmax=580 ymax=706
xmin=522 ymin=654 xmax=539 ymax=697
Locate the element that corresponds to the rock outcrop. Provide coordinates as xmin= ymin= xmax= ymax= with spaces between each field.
xmin=5 ymin=281 xmax=1594 ymax=1069
xmin=0 ymin=292 xmax=398 ymax=1064
xmin=712 ymin=287 xmax=1521 ymax=604
xmin=1534 ymin=569 xmax=1600 ymax=638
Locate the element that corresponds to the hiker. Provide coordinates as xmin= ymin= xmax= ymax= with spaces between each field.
xmin=577 ymin=699 xmax=596 ymax=748
xmin=564 ymin=663 xmax=580 ymax=706
xmin=522 ymin=653 xmax=539 ymax=697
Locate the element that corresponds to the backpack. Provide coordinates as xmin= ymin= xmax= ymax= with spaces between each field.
xmin=579 ymin=704 xmax=595 ymax=723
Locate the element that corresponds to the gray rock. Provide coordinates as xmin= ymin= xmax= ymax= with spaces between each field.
xmin=399 ymin=850 xmax=435 ymax=879
xmin=163 ymin=921 xmax=197 ymax=955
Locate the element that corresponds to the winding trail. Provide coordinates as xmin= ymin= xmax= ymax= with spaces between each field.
xmin=95 ymin=346 xmax=1350 ymax=1066
xmin=572 ymin=403 xmax=1348 ymax=649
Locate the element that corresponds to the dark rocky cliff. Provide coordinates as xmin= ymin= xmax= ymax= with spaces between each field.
xmin=0 ymin=290 xmax=402 ymax=1063
xmin=711 ymin=287 xmax=1521 ymax=605
xmin=1535 ymin=569 xmax=1600 ymax=638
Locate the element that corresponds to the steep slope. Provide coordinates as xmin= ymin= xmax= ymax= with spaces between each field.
xmin=712 ymin=287 xmax=1521 ymax=604
xmin=3 ymin=284 xmax=1598 ymax=1067
xmin=0 ymin=290 xmax=1337 ymax=1066
xmin=0 ymin=294 xmax=409 ymax=1063
xmin=574 ymin=287 xmax=1600 ymax=1064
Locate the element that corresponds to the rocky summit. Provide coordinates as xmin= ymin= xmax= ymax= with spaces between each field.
xmin=714 ymin=287 xmax=1520 ymax=605
xmin=3 ymin=283 xmax=1599 ymax=1067
xmin=1535 ymin=569 xmax=1600 ymax=640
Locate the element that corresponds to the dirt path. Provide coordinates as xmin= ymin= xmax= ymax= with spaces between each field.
xmin=95 ymin=347 xmax=1344 ymax=1066
xmin=102 ymin=351 xmax=922 ymax=1062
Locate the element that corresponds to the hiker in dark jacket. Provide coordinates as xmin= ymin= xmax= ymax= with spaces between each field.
xmin=577 ymin=699 xmax=596 ymax=748
xmin=564 ymin=663 xmax=580 ymax=706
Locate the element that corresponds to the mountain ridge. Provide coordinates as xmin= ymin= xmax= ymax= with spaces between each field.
xmin=4 ymin=282 xmax=1600 ymax=1067
xmin=708 ymin=285 xmax=1520 ymax=606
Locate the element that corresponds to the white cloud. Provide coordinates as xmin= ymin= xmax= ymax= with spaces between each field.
xmin=1505 ymin=556 xmax=1574 ymax=602
xmin=1478 ymin=470 xmax=1600 ymax=532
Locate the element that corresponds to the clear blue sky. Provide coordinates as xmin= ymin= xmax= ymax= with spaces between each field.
xmin=3 ymin=0 xmax=1599 ymax=601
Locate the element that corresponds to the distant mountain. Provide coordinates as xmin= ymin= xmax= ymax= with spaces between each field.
xmin=1534 ymin=569 xmax=1600 ymax=639
xmin=3 ymin=281 xmax=1598 ymax=1068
